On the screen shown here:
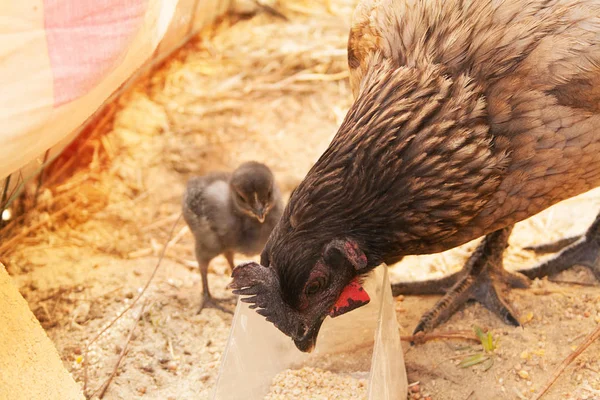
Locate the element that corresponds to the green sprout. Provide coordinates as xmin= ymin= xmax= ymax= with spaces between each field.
xmin=474 ymin=325 xmax=496 ymax=353
xmin=459 ymin=325 xmax=496 ymax=370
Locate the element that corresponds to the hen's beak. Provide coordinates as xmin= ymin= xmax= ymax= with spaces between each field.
xmin=291 ymin=280 xmax=369 ymax=353
xmin=293 ymin=318 xmax=325 ymax=353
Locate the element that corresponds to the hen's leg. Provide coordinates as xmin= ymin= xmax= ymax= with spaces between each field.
xmin=393 ymin=227 xmax=530 ymax=334
xmin=519 ymin=211 xmax=600 ymax=281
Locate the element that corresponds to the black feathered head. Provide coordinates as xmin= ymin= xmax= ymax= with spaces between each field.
xmin=228 ymin=238 xmax=371 ymax=352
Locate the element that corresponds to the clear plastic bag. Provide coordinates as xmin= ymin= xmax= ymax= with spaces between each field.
xmin=213 ymin=265 xmax=407 ymax=399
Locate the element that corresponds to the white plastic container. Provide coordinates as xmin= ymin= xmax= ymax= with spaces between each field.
xmin=213 ymin=264 xmax=407 ymax=399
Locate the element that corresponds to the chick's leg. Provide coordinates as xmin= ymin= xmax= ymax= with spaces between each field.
xmin=519 ymin=210 xmax=600 ymax=281
xmin=224 ymin=251 xmax=235 ymax=274
xmin=393 ymin=227 xmax=530 ymax=334
xmin=196 ymin=253 xmax=234 ymax=315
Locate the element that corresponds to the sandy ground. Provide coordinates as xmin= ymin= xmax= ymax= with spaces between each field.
xmin=1 ymin=1 xmax=600 ymax=399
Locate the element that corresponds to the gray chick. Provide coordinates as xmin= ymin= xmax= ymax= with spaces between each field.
xmin=182 ymin=161 xmax=283 ymax=313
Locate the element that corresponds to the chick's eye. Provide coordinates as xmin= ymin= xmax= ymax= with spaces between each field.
xmin=305 ymin=276 xmax=326 ymax=296
xmin=236 ymin=192 xmax=246 ymax=203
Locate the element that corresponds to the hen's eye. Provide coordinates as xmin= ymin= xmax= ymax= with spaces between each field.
xmin=305 ymin=277 xmax=326 ymax=296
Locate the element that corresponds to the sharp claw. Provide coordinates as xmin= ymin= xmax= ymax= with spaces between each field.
xmin=412 ymin=321 xmax=426 ymax=337
xmin=408 ymin=228 xmax=525 ymax=334
xmin=409 ymin=330 xmax=427 ymax=347
xmin=505 ymin=312 xmax=520 ymax=327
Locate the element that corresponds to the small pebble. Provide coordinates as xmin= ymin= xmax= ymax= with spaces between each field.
xmin=141 ymin=364 xmax=154 ymax=374
xmin=73 ymin=302 xmax=91 ymax=324
xmin=167 ymin=361 xmax=178 ymax=372
xmin=138 ymin=387 xmax=147 ymax=395
xmin=518 ymin=370 xmax=530 ymax=380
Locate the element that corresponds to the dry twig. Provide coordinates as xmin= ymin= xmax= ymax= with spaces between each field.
xmin=94 ymin=300 xmax=148 ymax=399
xmin=83 ymin=213 xmax=183 ymax=398
xmin=401 ymin=330 xmax=480 ymax=345
xmin=0 ymin=202 xmax=76 ymax=255
xmin=531 ymin=324 xmax=600 ymax=400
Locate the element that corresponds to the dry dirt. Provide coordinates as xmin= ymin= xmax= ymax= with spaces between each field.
xmin=1 ymin=1 xmax=600 ymax=399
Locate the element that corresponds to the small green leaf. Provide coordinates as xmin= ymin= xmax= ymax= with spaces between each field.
xmin=481 ymin=357 xmax=494 ymax=372
xmin=459 ymin=353 xmax=490 ymax=368
xmin=473 ymin=325 xmax=495 ymax=352
xmin=486 ymin=332 xmax=495 ymax=352
xmin=474 ymin=325 xmax=486 ymax=342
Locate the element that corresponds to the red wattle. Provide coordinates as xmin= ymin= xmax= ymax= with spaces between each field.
xmin=329 ymin=278 xmax=370 ymax=318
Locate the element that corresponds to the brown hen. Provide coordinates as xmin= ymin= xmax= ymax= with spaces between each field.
xmin=229 ymin=0 xmax=600 ymax=351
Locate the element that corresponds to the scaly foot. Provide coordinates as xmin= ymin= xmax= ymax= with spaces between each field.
xmin=520 ymin=236 xmax=600 ymax=281
xmin=520 ymin=211 xmax=600 ymax=281
xmin=523 ymin=235 xmax=581 ymax=254
xmin=392 ymin=227 xmax=530 ymax=335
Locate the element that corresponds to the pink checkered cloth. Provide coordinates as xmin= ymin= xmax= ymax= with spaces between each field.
xmin=44 ymin=0 xmax=148 ymax=106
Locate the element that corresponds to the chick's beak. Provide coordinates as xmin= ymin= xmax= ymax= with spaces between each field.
xmin=254 ymin=207 xmax=266 ymax=223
